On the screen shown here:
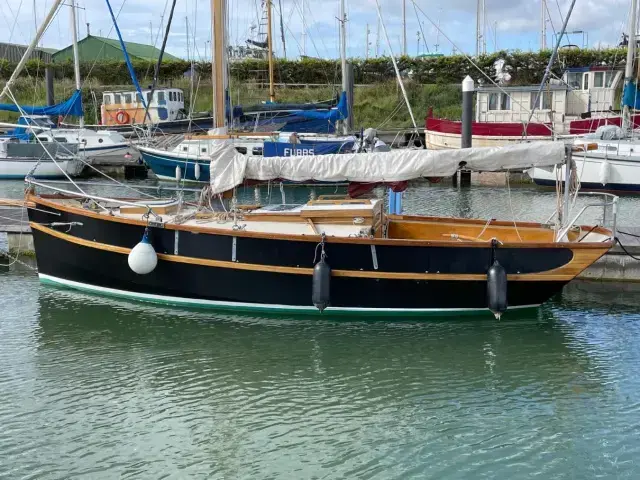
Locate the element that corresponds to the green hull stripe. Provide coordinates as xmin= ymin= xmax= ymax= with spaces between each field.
xmin=39 ymin=274 xmax=540 ymax=318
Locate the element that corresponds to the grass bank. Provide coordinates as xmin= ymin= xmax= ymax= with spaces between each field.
xmin=0 ymin=78 xmax=463 ymax=129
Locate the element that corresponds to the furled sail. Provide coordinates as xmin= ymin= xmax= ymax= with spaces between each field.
xmin=209 ymin=141 xmax=566 ymax=194
xmin=0 ymin=89 xmax=83 ymax=116
xmin=622 ymin=81 xmax=640 ymax=109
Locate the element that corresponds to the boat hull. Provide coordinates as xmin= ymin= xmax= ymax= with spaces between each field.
xmin=26 ymin=198 xmax=610 ymax=317
xmin=139 ymin=148 xmax=211 ymax=182
xmin=528 ymin=154 xmax=640 ymax=192
xmin=0 ymin=158 xmax=83 ymax=179
xmin=31 ymin=226 xmax=562 ymax=316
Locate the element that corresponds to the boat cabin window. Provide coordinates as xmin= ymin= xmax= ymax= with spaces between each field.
xmin=566 ymin=72 xmax=581 ymax=89
xmin=124 ymin=94 xmax=132 ymax=104
xmin=594 ymin=71 xmax=613 ymax=88
xmin=104 ymin=94 xmax=112 ymax=105
xmin=136 ymin=93 xmax=143 ymax=103
xmin=147 ymin=92 xmax=152 ymax=104
xmin=114 ymin=93 xmax=121 ymax=104
xmin=530 ymin=91 xmax=552 ymax=110
xmin=488 ymin=93 xmax=509 ymax=111
xmin=500 ymin=94 xmax=510 ymax=110
xmin=582 ymin=73 xmax=589 ymax=90
xmin=157 ymin=91 xmax=165 ymax=102
xmin=488 ymin=93 xmax=498 ymax=110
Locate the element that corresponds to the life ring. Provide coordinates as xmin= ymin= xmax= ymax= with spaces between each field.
xmin=115 ymin=110 xmax=130 ymax=125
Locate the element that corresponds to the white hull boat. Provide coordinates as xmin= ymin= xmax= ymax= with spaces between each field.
xmin=0 ymin=139 xmax=85 ymax=179
xmin=529 ymin=127 xmax=640 ymax=192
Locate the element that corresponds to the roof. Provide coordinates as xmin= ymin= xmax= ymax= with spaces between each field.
xmin=0 ymin=42 xmax=54 ymax=62
xmin=52 ymin=35 xmax=180 ymax=62
xmin=91 ymin=35 xmax=179 ymax=61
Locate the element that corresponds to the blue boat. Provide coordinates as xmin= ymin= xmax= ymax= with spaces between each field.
xmin=139 ymin=137 xmax=356 ymax=183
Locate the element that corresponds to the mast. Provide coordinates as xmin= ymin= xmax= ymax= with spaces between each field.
xmin=366 ymin=23 xmax=370 ymax=59
xmin=623 ymin=0 xmax=638 ymax=132
xmin=541 ymin=0 xmax=547 ymax=50
xmin=211 ymin=0 xmax=227 ymax=128
xmin=266 ymin=0 xmax=275 ymax=102
xmin=476 ymin=0 xmax=485 ymax=55
xmin=278 ymin=0 xmax=287 ymax=59
xmin=340 ymin=0 xmax=347 ymax=91
xmin=301 ymin=0 xmax=306 ymax=56
xmin=376 ymin=17 xmax=380 ymax=56
xmin=70 ymin=0 xmax=84 ymax=127
xmin=402 ymin=0 xmax=407 ymax=56
xmin=340 ymin=0 xmax=348 ymax=134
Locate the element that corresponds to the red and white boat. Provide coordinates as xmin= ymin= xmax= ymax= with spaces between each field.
xmin=425 ymin=66 xmax=640 ymax=150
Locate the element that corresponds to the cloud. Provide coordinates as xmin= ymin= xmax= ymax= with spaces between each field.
xmin=0 ymin=0 xmax=630 ymax=61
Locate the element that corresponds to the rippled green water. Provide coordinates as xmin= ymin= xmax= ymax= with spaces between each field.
xmin=2 ymin=180 xmax=640 ymax=477
xmin=2 ymin=265 xmax=640 ymax=478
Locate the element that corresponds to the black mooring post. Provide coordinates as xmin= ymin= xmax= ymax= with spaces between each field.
xmin=460 ymin=75 xmax=474 ymax=187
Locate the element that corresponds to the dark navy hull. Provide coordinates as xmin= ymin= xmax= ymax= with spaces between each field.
xmin=26 ymin=201 xmax=584 ymax=316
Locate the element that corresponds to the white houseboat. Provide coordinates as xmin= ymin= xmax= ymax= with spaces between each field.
xmin=425 ymin=66 xmax=636 ymax=150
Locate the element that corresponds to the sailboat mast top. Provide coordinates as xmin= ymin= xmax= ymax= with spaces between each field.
xmin=70 ymin=0 xmax=84 ymax=127
xmin=402 ymin=0 xmax=407 ymax=56
xmin=211 ymin=0 xmax=227 ymax=128
xmin=623 ymin=0 xmax=638 ymax=131
xmin=340 ymin=0 xmax=347 ymax=93
xmin=267 ymin=0 xmax=275 ymax=103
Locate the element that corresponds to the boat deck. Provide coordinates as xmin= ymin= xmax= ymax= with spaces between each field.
xmin=40 ymin=195 xmax=612 ymax=245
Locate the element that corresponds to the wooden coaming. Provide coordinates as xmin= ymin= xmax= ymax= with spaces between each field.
xmin=26 ymin=194 xmax=613 ymax=251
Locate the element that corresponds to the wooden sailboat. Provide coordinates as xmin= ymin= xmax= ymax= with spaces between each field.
xmin=24 ymin=142 xmax=615 ymax=318
xmin=19 ymin=0 xmax=615 ymax=318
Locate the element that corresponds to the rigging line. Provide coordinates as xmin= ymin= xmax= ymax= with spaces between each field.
xmin=526 ymin=0 xmax=577 ymax=128
xmin=410 ymin=0 xmax=554 ymax=135
xmin=412 ymin=1 xmax=429 ymax=55
xmin=144 ymin=0 xmax=171 ymax=81
xmin=375 ymin=0 xmax=419 ymax=132
xmin=290 ymin=0 xmax=324 ymax=60
xmin=143 ymin=0 xmax=178 ymax=131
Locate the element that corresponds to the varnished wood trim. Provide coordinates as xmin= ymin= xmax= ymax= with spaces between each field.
xmin=29 ymin=222 xmax=604 ymax=282
xmin=27 ymin=194 xmax=614 ymax=250
xmin=306 ymin=218 xmax=319 ymax=235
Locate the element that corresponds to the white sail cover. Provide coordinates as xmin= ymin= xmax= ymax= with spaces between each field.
xmin=209 ymin=141 xmax=565 ymax=194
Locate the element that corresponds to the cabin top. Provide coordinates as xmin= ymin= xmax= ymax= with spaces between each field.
xmin=102 ymin=88 xmax=185 ymax=106
xmin=478 ymin=84 xmax=568 ymax=93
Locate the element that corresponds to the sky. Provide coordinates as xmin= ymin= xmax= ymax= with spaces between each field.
xmin=0 ymin=0 xmax=633 ymax=60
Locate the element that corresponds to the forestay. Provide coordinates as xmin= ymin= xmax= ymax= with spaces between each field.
xmin=209 ymin=141 xmax=565 ymax=194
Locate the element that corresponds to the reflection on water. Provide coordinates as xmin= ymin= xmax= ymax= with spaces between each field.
xmin=1 ymin=267 xmax=639 ymax=478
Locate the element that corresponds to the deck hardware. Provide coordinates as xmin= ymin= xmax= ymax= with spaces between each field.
xmin=174 ymin=230 xmax=179 ymax=255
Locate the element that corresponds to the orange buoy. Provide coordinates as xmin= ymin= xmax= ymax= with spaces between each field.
xmin=115 ymin=110 xmax=131 ymax=125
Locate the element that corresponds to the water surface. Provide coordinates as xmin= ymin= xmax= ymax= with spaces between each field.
xmin=1 ymin=179 xmax=639 ymax=478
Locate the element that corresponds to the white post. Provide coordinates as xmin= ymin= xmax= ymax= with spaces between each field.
xmin=0 ymin=0 xmax=64 ymax=102
xmin=70 ymin=0 xmax=84 ymax=127
xmin=375 ymin=0 xmax=418 ymax=131
xmin=623 ymin=0 xmax=638 ymax=132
